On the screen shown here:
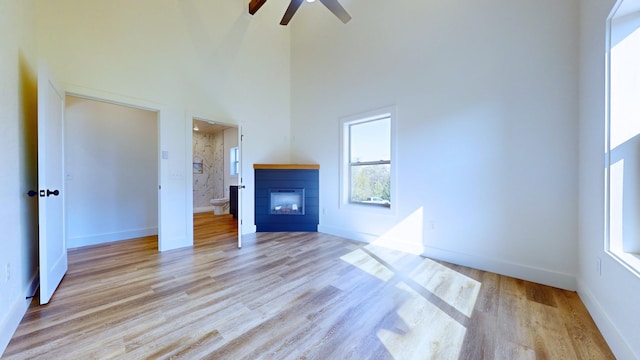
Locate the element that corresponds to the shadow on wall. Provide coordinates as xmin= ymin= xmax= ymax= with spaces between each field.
xmin=18 ymin=51 xmax=39 ymax=285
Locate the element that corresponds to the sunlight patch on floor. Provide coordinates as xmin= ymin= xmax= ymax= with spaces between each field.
xmin=377 ymin=282 xmax=466 ymax=360
xmin=339 ymin=243 xmax=480 ymax=358
xmin=408 ymin=259 xmax=481 ymax=318
xmin=364 ymin=244 xmax=481 ymax=318
xmin=339 ymin=248 xmax=394 ymax=282
xmin=365 ymin=244 xmax=419 ymax=269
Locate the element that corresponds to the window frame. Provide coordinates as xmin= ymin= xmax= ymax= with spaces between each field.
xmin=604 ymin=0 xmax=640 ymax=278
xmin=340 ymin=106 xmax=397 ymax=213
xmin=230 ymin=146 xmax=239 ymax=176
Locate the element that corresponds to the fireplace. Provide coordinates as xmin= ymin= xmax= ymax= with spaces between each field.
xmin=270 ymin=188 xmax=305 ymax=215
xmin=254 ymin=164 xmax=319 ymax=232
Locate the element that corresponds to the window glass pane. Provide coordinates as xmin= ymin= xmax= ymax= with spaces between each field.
xmin=350 ymin=163 xmax=391 ymax=206
xmin=230 ymin=147 xmax=239 ymax=175
xmin=350 ymin=118 xmax=390 ymax=163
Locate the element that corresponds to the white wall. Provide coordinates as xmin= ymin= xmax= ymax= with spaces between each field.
xmin=0 ymin=0 xmax=38 ymax=355
xmin=578 ymin=0 xmax=640 ymax=358
xmin=291 ymin=0 xmax=580 ymax=289
xmin=64 ymin=96 xmax=158 ymax=248
xmin=34 ymin=0 xmax=292 ymax=241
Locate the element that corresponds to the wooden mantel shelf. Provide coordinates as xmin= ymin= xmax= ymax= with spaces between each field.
xmin=253 ymin=164 xmax=320 ymax=170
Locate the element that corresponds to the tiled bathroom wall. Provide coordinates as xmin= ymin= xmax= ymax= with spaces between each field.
xmin=193 ymin=131 xmax=224 ymax=209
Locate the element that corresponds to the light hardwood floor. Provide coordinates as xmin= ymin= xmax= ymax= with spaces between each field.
xmin=4 ymin=213 xmax=614 ymax=359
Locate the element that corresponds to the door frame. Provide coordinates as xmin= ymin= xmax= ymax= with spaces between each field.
xmin=186 ymin=113 xmax=243 ymax=247
xmin=63 ymin=84 xmax=165 ymax=250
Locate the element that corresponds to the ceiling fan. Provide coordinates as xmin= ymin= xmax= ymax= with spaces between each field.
xmin=249 ymin=0 xmax=352 ymax=26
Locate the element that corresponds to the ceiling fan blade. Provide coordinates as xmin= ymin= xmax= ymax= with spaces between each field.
xmin=248 ymin=0 xmax=267 ymax=15
xmin=318 ymin=0 xmax=351 ymax=23
xmin=280 ymin=0 xmax=305 ymax=26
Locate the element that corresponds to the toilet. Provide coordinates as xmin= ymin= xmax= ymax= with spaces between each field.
xmin=210 ymin=197 xmax=229 ymax=215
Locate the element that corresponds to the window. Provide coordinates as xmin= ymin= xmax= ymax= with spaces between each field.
xmin=230 ymin=146 xmax=239 ymax=176
xmin=605 ymin=1 xmax=640 ymax=277
xmin=342 ymin=108 xmax=395 ymax=209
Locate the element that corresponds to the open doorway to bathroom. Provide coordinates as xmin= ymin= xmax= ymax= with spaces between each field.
xmin=191 ymin=118 xmax=240 ymax=246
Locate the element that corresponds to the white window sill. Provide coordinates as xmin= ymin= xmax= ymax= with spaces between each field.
xmin=342 ymin=201 xmax=396 ymax=216
xmin=607 ymin=250 xmax=640 ymax=279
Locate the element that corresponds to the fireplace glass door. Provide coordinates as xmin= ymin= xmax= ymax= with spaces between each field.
xmin=270 ymin=188 xmax=305 ymax=215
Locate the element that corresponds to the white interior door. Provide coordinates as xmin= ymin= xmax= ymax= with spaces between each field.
xmin=237 ymin=126 xmax=244 ymax=248
xmin=38 ymin=63 xmax=67 ymax=305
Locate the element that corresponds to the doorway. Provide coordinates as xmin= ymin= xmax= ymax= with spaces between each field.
xmin=64 ymin=96 xmax=160 ymax=249
xmin=190 ymin=118 xmax=240 ymax=245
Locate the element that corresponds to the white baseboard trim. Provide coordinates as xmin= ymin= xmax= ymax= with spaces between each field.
xmin=319 ymin=225 xmax=577 ymax=290
xmin=421 ymin=244 xmax=577 ymax=291
xmin=577 ymin=280 xmax=637 ymax=360
xmin=67 ymin=227 xmax=158 ymax=249
xmin=159 ymin=236 xmax=192 ymax=252
xmin=0 ymin=272 xmax=38 ymax=357
xmin=319 ymin=225 xmax=376 ymax=244
xmin=193 ymin=206 xmax=214 ymax=213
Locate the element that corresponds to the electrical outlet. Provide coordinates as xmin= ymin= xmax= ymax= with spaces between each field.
xmin=596 ymin=257 xmax=602 ymax=276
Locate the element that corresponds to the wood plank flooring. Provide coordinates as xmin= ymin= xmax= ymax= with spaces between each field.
xmin=4 ymin=213 xmax=614 ymax=359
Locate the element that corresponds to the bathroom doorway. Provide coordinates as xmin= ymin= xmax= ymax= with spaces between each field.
xmin=191 ymin=118 xmax=242 ymax=246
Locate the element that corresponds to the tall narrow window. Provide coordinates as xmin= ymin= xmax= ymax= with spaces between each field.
xmin=605 ymin=1 xmax=640 ymax=276
xmin=230 ymin=146 xmax=239 ymax=176
xmin=342 ymin=108 xmax=394 ymax=209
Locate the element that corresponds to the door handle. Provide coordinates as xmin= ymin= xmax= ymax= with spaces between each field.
xmin=42 ymin=189 xmax=60 ymax=197
xmin=28 ymin=190 xmax=38 ymax=197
